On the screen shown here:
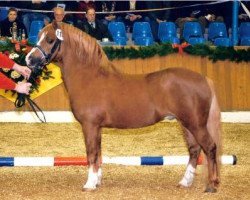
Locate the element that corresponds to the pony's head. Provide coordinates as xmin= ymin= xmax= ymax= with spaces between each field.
xmin=26 ymin=21 xmax=110 ymax=73
xmin=26 ymin=21 xmax=64 ymax=70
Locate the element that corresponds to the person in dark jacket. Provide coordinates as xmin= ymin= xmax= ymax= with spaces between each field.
xmin=0 ymin=7 xmax=27 ymax=38
xmin=75 ymin=0 xmax=96 ymax=26
xmin=77 ymin=7 xmax=113 ymax=41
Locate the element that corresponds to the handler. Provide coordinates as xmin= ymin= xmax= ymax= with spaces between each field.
xmin=0 ymin=52 xmax=31 ymax=94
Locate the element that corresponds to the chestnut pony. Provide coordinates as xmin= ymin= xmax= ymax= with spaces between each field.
xmin=26 ymin=22 xmax=221 ymax=193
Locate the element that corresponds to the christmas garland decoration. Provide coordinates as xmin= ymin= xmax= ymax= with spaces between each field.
xmin=103 ymin=43 xmax=250 ymax=63
xmin=0 ymin=39 xmax=53 ymax=95
xmin=103 ymin=43 xmax=179 ymax=60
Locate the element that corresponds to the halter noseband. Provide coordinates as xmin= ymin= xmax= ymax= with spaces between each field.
xmin=35 ymin=37 xmax=62 ymax=66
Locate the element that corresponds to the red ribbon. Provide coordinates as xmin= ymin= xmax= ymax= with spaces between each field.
xmin=172 ymin=42 xmax=190 ymax=55
xmin=15 ymin=43 xmax=20 ymax=52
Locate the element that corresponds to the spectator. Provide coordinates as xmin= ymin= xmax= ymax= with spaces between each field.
xmin=0 ymin=7 xmax=27 ymax=38
xmin=198 ymin=10 xmax=224 ymax=34
xmin=145 ymin=1 xmax=171 ymax=41
xmin=75 ymin=0 xmax=96 ymax=27
xmin=53 ymin=7 xmax=65 ymax=23
xmin=77 ymin=7 xmax=113 ymax=41
xmin=48 ymin=1 xmax=78 ymax=25
xmin=0 ymin=52 xmax=31 ymax=95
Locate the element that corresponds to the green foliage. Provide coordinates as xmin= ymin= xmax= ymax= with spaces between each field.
xmin=103 ymin=43 xmax=250 ymax=63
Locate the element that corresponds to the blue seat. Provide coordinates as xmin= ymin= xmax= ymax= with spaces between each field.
xmin=132 ymin=22 xmax=153 ymax=40
xmin=158 ymin=22 xmax=180 ymax=44
xmin=160 ymin=36 xmax=180 ymax=44
xmin=114 ymin=37 xmax=127 ymax=46
xmin=240 ymin=37 xmax=250 ymax=46
xmin=188 ymin=37 xmax=206 ymax=45
xmin=134 ymin=37 xmax=154 ymax=46
xmin=208 ymin=22 xmax=228 ymax=42
xmin=239 ymin=22 xmax=250 ymax=46
xmin=0 ymin=7 xmax=9 ymax=21
xmin=28 ymin=20 xmax=44 ymax=45
xmin=239 ymin=22 xmax=250 ymax=38
xmin=214 ymin=38 xmax=231 ymax=47
xmin=108 ymin=22 xmax=127 ymax=40
xmin=183 ymin=22 xmax=204 ymax=42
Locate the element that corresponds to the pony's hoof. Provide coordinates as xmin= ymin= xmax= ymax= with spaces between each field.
xmin=178 ymin=180 xmax=192 ymax=188
xmin=82 ymin=186 xmax=97 ymax=192
xmin=82 ymin=183 xmax=97 ymax=192
xmin=204 ymin=187 xmax=217 ymax=193
xmin=176 ymin=183 xmax=189 ymax=189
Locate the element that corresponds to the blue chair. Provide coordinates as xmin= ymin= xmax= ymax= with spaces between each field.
xmin=132 ymin=22 xmax=153 ymax=40
xmin=158 ymin=22 xmax=180 ymax=44
xmin=214 ymin=38 xmax=231 ymax=47
xmin=160 ymin=36 xmax=180 ymax=44
xmin=183 ymin=22 xmax=204 ymax=42
xmin=188 ymin=37 xmax=206 ymax=45
xmin=114 ymin=37 xmax=127 ymax=46
xmin=28 ymin=20 xmax=44 ymax=45
xmin=108 ymin=22 xmax=127 ymax=40
xmin=240 ymin=37 xmax=250 ymax=46
xmin=239 ymin=22 xmax=250 ymax=38
xmin=239 ymin=22 xmax=250 ymax=46
xmin=0 ymin=7 xmax=9 ymax=21
xmin=208 ymin=22 xmax=228 ymax=42
xmin=134 ymin=37 xmax=154 ymax=46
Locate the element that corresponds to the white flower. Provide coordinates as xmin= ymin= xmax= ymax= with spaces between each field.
xmin=11 ymin=70 xmax=21 ymax=79
xmin=2 ymin=68 xmax=10 ymax=72
xmin=9 ymin=53 xmax=19 ymax=59
xmin=14 ymin=53 xmax=19 ymax=58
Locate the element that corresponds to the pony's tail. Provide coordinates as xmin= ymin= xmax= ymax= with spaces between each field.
xmin=206 ymin=78 xmax=222 ymax=179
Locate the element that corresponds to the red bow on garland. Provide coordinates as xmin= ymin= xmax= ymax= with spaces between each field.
xmin=172 ymin=42 xmax=190 ymax=55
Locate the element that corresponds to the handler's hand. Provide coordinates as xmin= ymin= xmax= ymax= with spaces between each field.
xmin=14 ymin=82 xmax=32 ymax=95
xmin=12 ymin=63 xmax=32 ymax=80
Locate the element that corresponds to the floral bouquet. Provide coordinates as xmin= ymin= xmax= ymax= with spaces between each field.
xmin=0 ymin=39 xmax=53 ymax=95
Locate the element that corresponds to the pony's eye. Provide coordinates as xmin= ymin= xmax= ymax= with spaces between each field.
xmin=46 ymin=37 xmax=54 ymax=44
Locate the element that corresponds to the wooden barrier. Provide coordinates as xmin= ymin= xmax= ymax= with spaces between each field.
xmin=0 ymin=53 xmax=249 ymax=111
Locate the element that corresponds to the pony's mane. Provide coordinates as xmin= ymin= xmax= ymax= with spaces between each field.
xmin=49 ymin=23 xmax=120 ymax=73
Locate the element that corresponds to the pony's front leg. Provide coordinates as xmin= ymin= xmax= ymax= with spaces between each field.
xmin=81 ymin=123 xmax=102 ymax=191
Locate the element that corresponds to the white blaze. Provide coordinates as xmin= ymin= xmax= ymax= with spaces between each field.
xmin=37 ymin=32 xmax=46 ymax=45
xmin=25 ymin=32 xmax=47 ymax=67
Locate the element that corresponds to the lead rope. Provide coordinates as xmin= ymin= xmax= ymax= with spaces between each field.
xmin=14 ymin=70 xmax=46 ymax=123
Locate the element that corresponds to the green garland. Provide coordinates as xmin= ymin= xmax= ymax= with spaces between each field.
xmin=103 ymin=43 xmax=179 ymax=60
xmin=103 ymin=43 xmax=250 ymax=63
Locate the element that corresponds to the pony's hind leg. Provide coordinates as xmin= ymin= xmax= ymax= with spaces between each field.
xmin=178 ymin=127 xmax=201 ymax=188
xmin=189 ymin=126 xmax=219 ymax=193
xmin=81 ymin=122 xmax=102 ymax=191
